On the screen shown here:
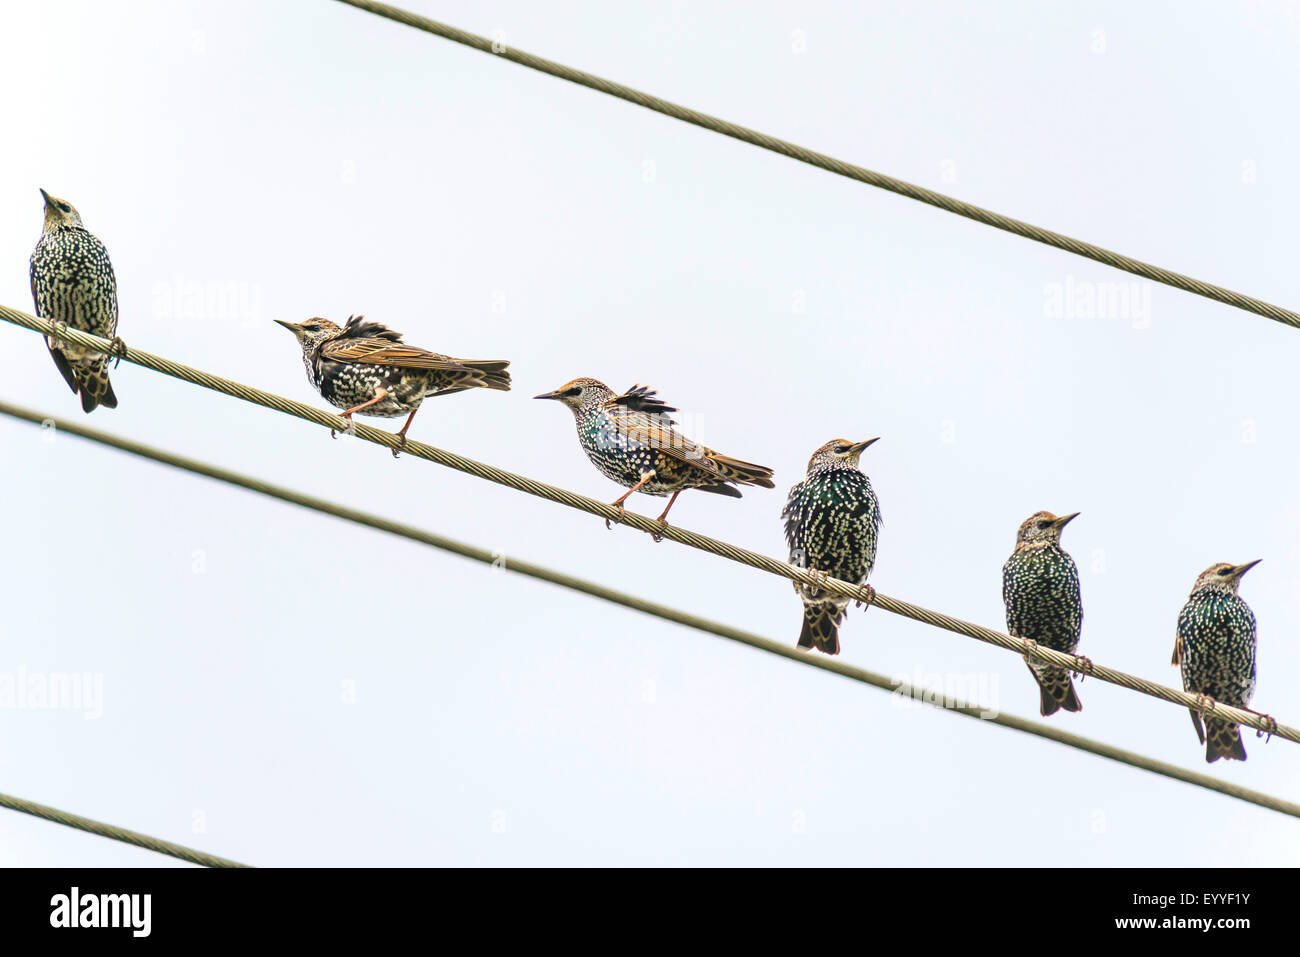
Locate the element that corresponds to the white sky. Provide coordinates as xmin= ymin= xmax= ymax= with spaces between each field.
xmin=1 ymin=0 xmax=1298 ymax=865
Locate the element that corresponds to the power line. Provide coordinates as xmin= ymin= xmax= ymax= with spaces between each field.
xmin=0 ymin=790 xmax=249 ymax=868
xmin=0 ymin=305 xmax=1292 ymax=753
xmin=3 ymin=398 xmax=1298 ymax=820
xmin=332 ymin=0 xmax=1300 ymax=332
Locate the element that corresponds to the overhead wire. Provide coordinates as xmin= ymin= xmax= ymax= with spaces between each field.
xmin=333 ymin=0 xmax=1300 ymax=331
xmin=1 ymin=397 xmax=1296 ymax=820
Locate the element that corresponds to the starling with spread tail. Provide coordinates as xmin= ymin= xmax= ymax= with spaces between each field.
xmin=534 ymin=378 xmax=773 ymax=532
xmin=276 ymin=315 xmax=510 ymax=452
xmin=781 ymin=439 xmax=881 ymax=655
xmin=1173 ymin=560 xmax=1262 ymax=763
xmin=1002 ymin=511 xmax=1084 ymax=716
xmin=30 ymin=189 xmax=121 ymax=412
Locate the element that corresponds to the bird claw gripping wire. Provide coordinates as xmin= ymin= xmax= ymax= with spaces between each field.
xmin=803 ymin=568 xmax=828 ymax=590
xmin=1251 ymin=711 xmax=1279 ymax=742
xmin=330 ymin=415 xmax=359 ymax=440
xmin=1021 ymin=638 xmax=1041 ymax=664
xmin=391 ymin=434 xmax=407 ymax=459
xmin=854 ymin=584 xmax=877 ymax=610
xmin=108 ymin=336 xmax=128 ymax=367
xmin=1195 ymin=693 xmax=1215 ymax=719
xmin=604 ymin=504 xmax=626 ymax=532
xmin=1071 ymin=654 xmax=1095 ymax=682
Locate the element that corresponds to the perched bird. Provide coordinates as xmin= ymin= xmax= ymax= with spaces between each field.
xmin=30 ymin=189 xmax=122 ymax=412
xmin=275 ymin=315 xmax=510 ymax=452
xmin=1002 ymin=511 xmax=1084 ymax=716
xmin=781 ymin=438 xmax=881 ymax=655
xmin=1173 ymin=560 xmax=1262 ymax=763
xmin=533 ymin=378 xmax=774 ymax=533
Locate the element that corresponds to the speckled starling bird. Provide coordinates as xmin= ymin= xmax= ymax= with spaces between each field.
xmin=780 ymin=439 xmax=881 ymax=655
xmin=534 ymin=378 xmax=774 ymax=531
xmin=275 ymin=315 xmax=510 ymax=452
xmin=30 ymin=189 xmax=121 ymax=412
xmin=1173 ymin=560 xmax=1261 ymax=763
xmin=1002 ymin=511 xmax=1084 ymax=716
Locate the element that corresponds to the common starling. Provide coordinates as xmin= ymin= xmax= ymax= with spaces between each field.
xmin=533 ymin=378 xmax=774 ymax=533
xmin=1173 ymin=560 xmax=1262 ymax=763
xmin=1002 ymin=511 xmax=1084 ymax=716
xmin=29 ymin=189 xmax=121 ymax=412
xmin=780 ymin=438 xmax=881 ymax=655
xmin=275 ymin=315 xmax=510 ymax=453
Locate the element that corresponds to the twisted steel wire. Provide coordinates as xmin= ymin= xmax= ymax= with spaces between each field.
xmin=1 ymin=304 xmax=1292 ymax=750
xmin=0 ymin=791 xmax=249 ymax=868
xmin=333 ymin=0 xmax=1300 ymax=331
xmin=3 ymin=398 xmax=1297 ymax=819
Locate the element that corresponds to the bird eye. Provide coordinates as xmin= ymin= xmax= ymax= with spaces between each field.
xmin=563 ymin=387 xmax=582 ymax=397
xmin=1037 ymin=520 xmax=1052 ymax=529
xmin=834 ymin=445 xmax=850 ymax=454
xmin=57 ymin=203 xmax=71 ymax=213
xmin=1217 ymin=567 xmax=1231 ymax=576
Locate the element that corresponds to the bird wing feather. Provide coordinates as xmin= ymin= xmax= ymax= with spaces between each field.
xmin=600 ymin=399 xmax=726 ymax=479
xmin=320 ymin=337 xmax=479 ymax=373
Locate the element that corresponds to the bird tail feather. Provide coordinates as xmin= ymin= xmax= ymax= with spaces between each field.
xmin=75 ymin=358 xmax=117 ymax=413
xmin=47 ymin=346 xmax=80 ymax=396
xmin=704 ymin=452 xmax=774 ymax=489
xmin=798 ymin=607 xmax=840 ymax=655
xmin=461 ymin=359 xmax=511 ymax=391
xmin=1204 ymin=717 xmax=1247 ymax=763
xmin=1030 ymin=664 xmax=1081 ymax=717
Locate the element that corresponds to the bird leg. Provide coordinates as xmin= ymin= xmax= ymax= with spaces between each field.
xmin=1244 ymin=708 xmax=1279 ymax=741
xmin=802 ymin=567 xmax=831 ymax=600
xmin=330 ymin=389 xmax=389 ymax=439
xmin=605 ymin=472 xmax=655 ymax=531
xmin=854 ymin=584 xmax=877 ymax=610
xmin=108 ymin=336 xmax=128 ymax=367
xmin=1194 ymin=693 xmax=1215 ymax=719
xmin=391 ymin=408 xmax=420 ymax=458
xmin=1021 ymin=638 xmax=1041 ymax=665
xmin=1070 ymin=654 xmax=1095 ymax=681
xmin=651 ymin=490 xmax=683 ymax=542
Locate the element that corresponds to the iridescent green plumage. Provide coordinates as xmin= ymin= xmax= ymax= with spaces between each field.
xmin=1174 ymin=561 xmax=1260 ymax=763
xmin=1002 ymin=511 xmax=1083 ymax=716
xmin=781 ymin=439 xmax=881 ymax=655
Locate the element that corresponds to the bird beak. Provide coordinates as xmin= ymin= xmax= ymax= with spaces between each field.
xmin=39 ymin=188 xmax=53 ymax=207
xmin=533 ymin=389 xmax=561 ymax=401
xmin=274 ymin=319 xmax=301 ymax=334
xmin=1231 ymin=559 xmax=1262 ymax=578
xmin=1053 ymin=512 xmax=1081 ymax=529
xmin=850 ymin=438 xmax=880 ymax=454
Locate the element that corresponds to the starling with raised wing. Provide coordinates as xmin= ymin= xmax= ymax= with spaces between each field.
xmin=534 ymin=378 xmax=773 ymax=534
xmin=275 ymin=315 xmax=510 ymax=453
xmin=30 ymin=189 xmax=122 ymax=412
xmin=1002 ymin=511 xmax=1084 ymax=716
xmin=1173 ymin=560 xmax=1262 ymax=763
xmin=781 ymin=439 xmax=881 ymax=655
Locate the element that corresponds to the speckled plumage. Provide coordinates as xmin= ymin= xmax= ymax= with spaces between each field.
xmin=276 ymin=315 xmax=510 ymax=448
xmin=29 ymin=190 xmax=119 ymax=412
xmin=534 ymin=378 xmax=774 ymax=529
xmin=1002 ymin=511 xmax=1083 ymax=716
xmin=781 ymin=439 xmax=881 ymax=655
xmin=1174 ymin=561 xmax=1260 ymax=763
